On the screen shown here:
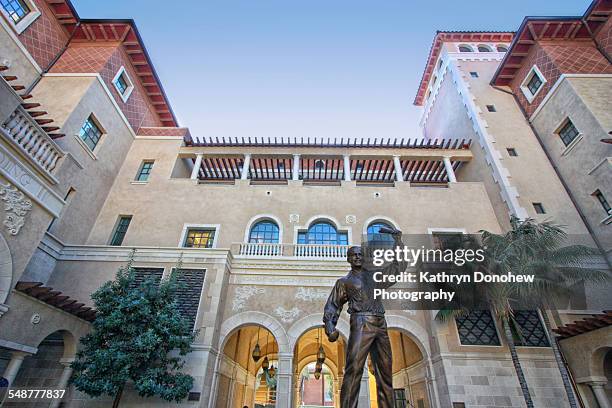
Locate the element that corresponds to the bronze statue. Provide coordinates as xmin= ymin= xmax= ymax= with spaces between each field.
xmin=323 ymin=229 xmax=406 ymax=408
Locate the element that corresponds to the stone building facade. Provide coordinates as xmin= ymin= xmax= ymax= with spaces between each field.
xmin=0 ymin=0 xmax=610 ymax=407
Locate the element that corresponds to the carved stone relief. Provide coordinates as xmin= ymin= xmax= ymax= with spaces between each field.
xmin=0 ymin=182 xmax=32 ymax=235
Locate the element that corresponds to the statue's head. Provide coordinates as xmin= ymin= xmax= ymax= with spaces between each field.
xmin=347 ymin=246 xmax=363 ymax=267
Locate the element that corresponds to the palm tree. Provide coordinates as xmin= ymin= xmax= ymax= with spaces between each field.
xmin=436 ymin=217 xmax=609 ymax=408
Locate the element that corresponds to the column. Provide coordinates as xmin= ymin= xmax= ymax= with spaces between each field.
xmin=275 ymin=352 xmax=294 ymax=408
xmin=241 ymin=154 xmax=251 ymax=180
xmin=191 ymin=153 xmax=203 ymax=180
xmin=343 ymin=155 xmax=351 ymax=182
xmin=292 ymin=154 xmax=300 ymax=181
xmin=393 ymin=155 xmax=404 ymax=182
xmin=334 ymin=377 xmax=341 ymax=408
xmin=49 ymin=358 xmax=74 ymax=408
xmin=443 ymin=156 xmax=457 ymax=183
xmin=588 ymin=381 xmax=611 ymax=408
xmin=358 ymin=367 xmax=371 ymax=408
xmin=1 ymin=351 xmax=29 ymax=405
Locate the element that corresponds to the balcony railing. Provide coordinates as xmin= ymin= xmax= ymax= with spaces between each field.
xmin=2 ymin=107 xmax=63 ymax=175
xmin=235 ymin=242 xmax=349 ymax=259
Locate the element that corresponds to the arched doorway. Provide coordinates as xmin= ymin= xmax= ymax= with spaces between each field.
xmin=1 ymin=330 xmax=76 ymax=407
xmin=366 ymin=326 xmax=430 ymax=408
xmin=293 ymin=326 xmax=346 ymax=408
xmin=216 ymin=325 xmax=280 ymax=408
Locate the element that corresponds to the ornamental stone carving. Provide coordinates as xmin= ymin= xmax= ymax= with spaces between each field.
xmin=274 ymin=306 xmax=300 ymax=323
xmin=289 ymin=214 xmax=300 ymax=223
xmin=0 ymin=182 xmax=32 ymax=235
xmin=345 ymin=215 xmax=357 ymax=224
xmin=232 ymin=286 xmax=265 ymax=311
xmin=295 ymin=287 xmax=328 ymax=302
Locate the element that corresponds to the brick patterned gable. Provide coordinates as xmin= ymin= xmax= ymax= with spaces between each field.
xmin=510 ymin=41 xmax=612 ymax=116
xmin=18 ymin=0 xmax=69 ymax=70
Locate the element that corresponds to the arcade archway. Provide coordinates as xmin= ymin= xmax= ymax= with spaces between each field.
xmin=293 ymin=326 xmax=346 ymax=407
xmin=215 ymin=324 xmax=280 ymax=408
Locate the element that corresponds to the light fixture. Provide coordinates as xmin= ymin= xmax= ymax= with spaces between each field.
xmin=268 ymin=364 xmax=276 ymax=378
xmin=252 ymin=327 xmax=261 ymax=363
xmin=314 ymin=369 xmax=321 ymax=380
xmin=317 ymin=326 xmax=326 ymax=363
xmin=262 ymin=356 xmax=270 ymax=370
xmin=315 ymin=360 xmax=323 ymax=373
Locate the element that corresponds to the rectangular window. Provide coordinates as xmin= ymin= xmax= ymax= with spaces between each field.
xmin=526 ymin=72 xmax=543 ymax=95
xmin=114 ymin=73 xmax=128 ymax=95
xmin=136 ymin=161 xmax=154 ymax=182
xmin=183 ymin=228 xmax=215 ymax=248
xmin=110 ymin=216 xmax=132 ymax=246
xmin=469 ymin=72 xmax=478 ymax=78
xmin=432 ymin=233 xmax=463 ymax=251
xmin=79 ymin=115 xmax=103 ymax=151
xmin=456 ymin=310 xmax=501 ymax=346
xmin=129 ymin=267 xmax=164 ymax=289
xmin=172 ymin=268 xmax=206 ymax=329
xmin=533 ymin=203 xmax=546 ymax=214
xmin=507 ymin=148 xmax=518 ymax=157
xmin=593 ymin=190 xmax=612 ymax=215
xmin=1 ymin=0 xmax=30 ymax=24
xmin=486 ymin=104 xmax=496 ymax=112
xmin=513 ymin=310 xmax=550 ymax=347
xmin=557 ymin=119 xmax=580 ymax=147
xmin=393 ymin=389 xmax=407 ymax=408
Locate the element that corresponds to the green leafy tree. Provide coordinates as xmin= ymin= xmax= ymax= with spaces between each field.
xmin=437 ymin=217 xmax=608 ymax=408
xmin=71 ymin=254 xmax=197 ymax=408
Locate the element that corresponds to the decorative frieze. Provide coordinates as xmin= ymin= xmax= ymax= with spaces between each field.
xmin=232 ymin=286 xmax=265 ymax=311
xmin=295 ymin=287 xmax=328 ymax=302
xmin=274 ymin=306 xmax=300 ymax=323
xmin=0 ymin=182 xmax=32 ymax=235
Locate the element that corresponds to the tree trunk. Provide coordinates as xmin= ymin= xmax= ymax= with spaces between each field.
xmin=502 ymin=316 xmax=534 ymax=408
xmin=539 ymin=309 xmax=579 ymax=408
xmin=112 ymin=384 xmax=124 ymax=408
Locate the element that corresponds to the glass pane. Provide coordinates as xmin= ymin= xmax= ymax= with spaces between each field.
xmin=79 ymin=116 xmax=102 ymax=151
xmin=456 ymin=310 xmax=500 ymax=346
xmin=367 ymin=222 xmax=394 ymax=245
xmin=1 ymin=0 xmax=31 ymax=24
xmin=249 ymin=221 xmax=279 ymax=243
xmin=184 ymin=229 xmax=215 ymax=248
xmin=110 ymin=216 xmax=131 ymax=246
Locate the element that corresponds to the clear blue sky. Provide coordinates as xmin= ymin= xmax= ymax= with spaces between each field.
xmin=75 ymin=0 xmax=586 ymax=141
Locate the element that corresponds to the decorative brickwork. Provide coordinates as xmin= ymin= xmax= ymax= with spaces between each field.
xmin=18 ymin=0 xmax=68 ymax=70
xmin=510 ymin=41 xmax=612 ymax=116
xmin=49 ymin=44 xmax=163 ymax=131
xmin=595 ymin=17 xmax=612 ymax=59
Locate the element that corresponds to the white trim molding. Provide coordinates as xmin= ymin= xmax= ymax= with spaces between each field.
xmin=362 ymin=216 xmax=400 ymax=235
xmin=529 ymin=74 xmax=612 ymax=121
xmin=42 ymin=74 xmax=137 ymax=139
xmin=0 ymin=0 xmax=40 ymax=34
xmin=179 ymin=223 xmax=221 ymax=248
xmin=111 ymin=66 xmax=134 ymax=103
xmin=293 ymin=215 xmax=352 ymax=244
xmin=243 ymin=214 xmax=283 ymax=243
xmin=520 ymin=65 xmax=547 ymax=104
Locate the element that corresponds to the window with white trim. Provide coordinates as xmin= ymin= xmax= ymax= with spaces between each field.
xmin=520 ymin=66 xmax=546 ymax=103
xmin=183 ymin=228 xmax=216 ymax=248
xmin=79 ymin=115 xmax=104 ymax=151
xmin=458 ymin=44 xmax=473 ymax=52
xmin=477 ymin=44 xmax=492 ymax=52
xmin=593 ymin=190 xmax=611 ymax=216
xmin=556 ymin=118 xmax=580 ymax=147
xmin=0 ymin=0 xmax=39 ymax=33
xmin=112 ymin=66 xmax=134 ymax=102
xmin=496 ymin=45 xmax=508 ymax=52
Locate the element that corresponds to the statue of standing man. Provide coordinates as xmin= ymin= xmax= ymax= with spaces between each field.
xmin=324 ymin=228 xmax=406 ymax=408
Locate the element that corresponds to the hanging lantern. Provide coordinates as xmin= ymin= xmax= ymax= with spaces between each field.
xmin=252 ymin=327 xmax=261 ymax=363
xmin=268 ymin=364 xmax=276 ymax=378
xmin=317 ymin=345 xmax=326 ymax=363
xmin=314 ymin=369 xmax=321 ymax=380
xmin=315 ymin=360 xmax=323 ymax=373
xmin=262 ymin=356 xmax=270 ymax=370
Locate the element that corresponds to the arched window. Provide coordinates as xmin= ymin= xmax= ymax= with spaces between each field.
xmin=249 ymin=220 xmax=280 ymax=243
xmin=298 ymin=222 xmax=348 ymax=245
xmin=367 ymin=222 xmax=395 ymax=245
xmin=458 ymin=45 xmax=473 ymax=52
xmin=496 ymin=45 xmax=508 ymax=52
xmin=477 ymin=44 xmax=492 ymax=52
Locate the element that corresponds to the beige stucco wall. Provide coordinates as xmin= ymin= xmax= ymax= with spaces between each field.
xmin=530 ymin=76 xmax=612 ymax=255
xmin=424 ymin=57 xmax=592 ymax=238
xmin=0 ymin=19 xmax=40 ymax=89
xmin=30 ymin=75 xmax=136 ymax=245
